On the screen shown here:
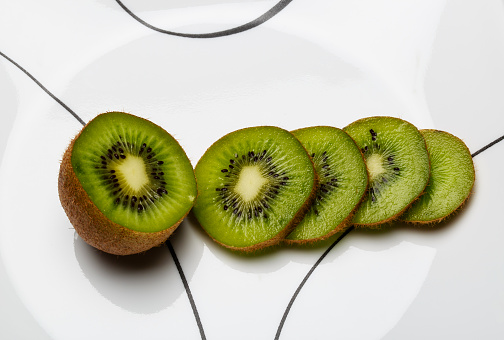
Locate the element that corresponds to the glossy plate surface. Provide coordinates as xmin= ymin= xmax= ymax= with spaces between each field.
xmin=1 ymin=0 xmax=504 ymax=339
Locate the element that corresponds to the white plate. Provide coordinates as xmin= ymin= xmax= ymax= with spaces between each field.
xmin=1 ymin=0 xmax=504 ymax=339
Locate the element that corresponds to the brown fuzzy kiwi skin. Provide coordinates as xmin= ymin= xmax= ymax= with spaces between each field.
xmin=403 ymin=195 xmax=473 ymax=226
xmin=401 ymin=129 xmax=475 ymax=225
xmin=58 ymin=134 xmax=189 ymax=256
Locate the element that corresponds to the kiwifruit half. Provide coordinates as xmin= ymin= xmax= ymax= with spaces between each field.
xmin=193 ymin=126 xmax=318 ymax=251
xmin=58 ymin=112 xmax=197 ymax=255
xmin=401 ymin=129 xmax=475 ymax=223
xmin=285 ymin=126 xmax=368 ymax=244
xmin=343 ymin=116 xmax=430 ymax=226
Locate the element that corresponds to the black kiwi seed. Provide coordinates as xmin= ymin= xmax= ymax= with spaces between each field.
xmin=213 ymin=150 xmax=291 ymax=220
xmin=370 ymin=129 xmax=377 ymax=141
xmin=92 ymin=140 xmax=171 ymax=213
xmin=307 ymin=150 xmax=339 ymax=213
xmin=342 ymin=116 xmax=432 ymax=227
xmin=356 ymin=132 xmax=406 ymax=204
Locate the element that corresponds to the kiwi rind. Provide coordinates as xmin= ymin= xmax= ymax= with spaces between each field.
xmin=401 ymin=129 xmax=475 ymax=224
xmin=344 ymin=116 xmax=430 ymax=227
xmin=193 ymin=126 xmax=318 ymax=252
xmin=58 ymin=112 xmax=196 ymax=255
xmin=285 ymin=126 xmax=368 ymax=244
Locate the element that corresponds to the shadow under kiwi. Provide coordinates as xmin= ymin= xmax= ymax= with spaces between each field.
xmin=187 ymin=213 xmax=362 ymax=273
xmin=74 ymin=218 xmax=205 ymax=314
xmin=282 ymin=187 xmax=478 ymax=264
xmin=186 ymin=211 xmax=299 ymax=274
xmin=181 ymin=184 xmax=476 ymax=275
xmin=348 ymin=188 xmax=477 ymax=252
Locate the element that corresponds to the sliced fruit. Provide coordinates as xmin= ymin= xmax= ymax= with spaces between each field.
xmin=193 ymin=126 xmax=317 ymax=251
xmin=402 ymin=129 xmax=475 ymax=223
xmin=286 ymin=126 xmax=368 ymax=243
xmin=343 ymin=116 xmax=430 ymax=226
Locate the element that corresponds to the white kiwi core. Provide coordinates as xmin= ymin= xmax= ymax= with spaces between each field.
xmin=366 ymin=153 xmax=386 ymax=182
xmin=115 ymin=155 xmax=149 ymax=192
xmin=234 ymin=165 xmax=268 ymax=202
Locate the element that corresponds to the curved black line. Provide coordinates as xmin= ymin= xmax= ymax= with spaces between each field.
xmin=274 ymin=135 xmax=504 ymax=339
xmin=274 ymin=226 xmax=355 ymax=340
xmin=0 ymin=50 xmax=206 ymax=338
xmin=0 ymin=50 xmax=86 ymax=126
xmin=115 ymin=0 xmax=294 ymax=38
xmin=471 ymin=134 xmax=504 ymax=158
xmin=167 ymin=241 xmax=207 ymax=340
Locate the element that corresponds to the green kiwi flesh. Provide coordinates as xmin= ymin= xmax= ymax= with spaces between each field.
xmin=401 ymin=129 xmax=475 ymax=223
xmin=344 ymin=116 xmax=430 ymax=226
xmin=193 ymin=126 xmax=317 ymax=251
xmin=286 ymin=126 xmax=368 ymax=243
xmin=58 ymin=112 xmax=197 ymax=255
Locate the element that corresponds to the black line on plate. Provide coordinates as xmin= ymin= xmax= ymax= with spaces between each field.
xmin=471 ymin=134 xmax=504 ymax=158
xmin=115 ymin=0 xmax=293 ymax=38
xmin=0 ymin=50 xmax=86 ymax=126
xmin=167 ymin=240 xmax=207 ymax=340
xmin=274 ymin=137 xmax=501 ymax=339
xmin=274 ymin=226 xmax=355 ymax=340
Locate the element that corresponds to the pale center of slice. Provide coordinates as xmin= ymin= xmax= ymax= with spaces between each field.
xmin=115 ymin=155 xmax=149 ymax=192
xmin=366 ymin=153 xmax=386 ymax=182
xmin=234 ymin=165 xmax=268 ymax=202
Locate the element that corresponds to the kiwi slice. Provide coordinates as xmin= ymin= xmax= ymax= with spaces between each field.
xmin=285 ymin=126 xmax=368 ymax=243
xmin=58 ymin=112 xmax=197 ymax=255
xmin=193 ymin=126 xmax=317 ymax=251
xmin=343 ymin=116 xmax=430 ymax=226
xmin=401 ymin=129 xmax=475 ymax=223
